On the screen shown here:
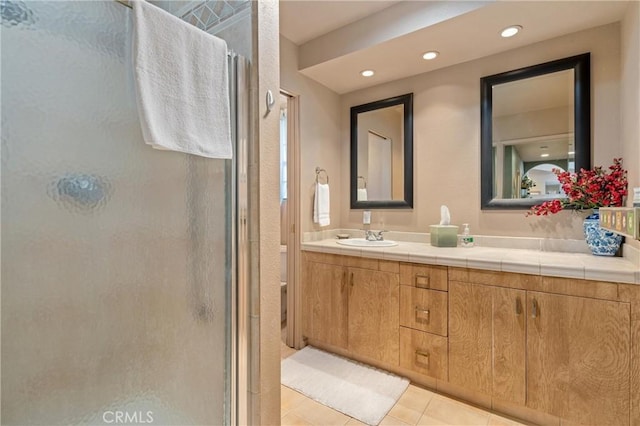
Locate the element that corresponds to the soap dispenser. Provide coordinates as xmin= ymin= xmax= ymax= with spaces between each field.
xmin=461 ymin=224 xmax=474 ymax=248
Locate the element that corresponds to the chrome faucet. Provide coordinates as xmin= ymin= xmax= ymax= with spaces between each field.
xmin=364 ymin=230 xmax=387 ymax=241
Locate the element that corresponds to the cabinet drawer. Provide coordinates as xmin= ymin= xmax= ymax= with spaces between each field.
xmin=400 ymin=263 xmax=448 ymax=291
xmin=400 ymin=327 xmax=448 ymax=381
xmin=399 ymin=286 xmax=447 ymax=336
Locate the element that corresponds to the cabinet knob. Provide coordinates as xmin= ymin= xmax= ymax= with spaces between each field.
xmin=515 ymin=297 xmax=522 ymax=315
xmin=415 ymin=274 xmax=430 ymax=289
xmin=415 ymin=350 xmax=430 ymax=366
xmin=531 ymin=299 xmax=538 ymax=318
xmin=350 ymin=272 xmax=354 ymax=287
xmin=415 ymin=306 xmax=431 ymax=323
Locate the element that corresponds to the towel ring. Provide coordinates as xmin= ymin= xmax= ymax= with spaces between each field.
xmin=357 ymin=176 xmax=367 ymax=189
xmin=315 ymin=167 xmax=329 ymax=184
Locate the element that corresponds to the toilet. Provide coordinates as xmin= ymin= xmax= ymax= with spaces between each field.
xmin=280 ymin=245 xmax=287 ymax=322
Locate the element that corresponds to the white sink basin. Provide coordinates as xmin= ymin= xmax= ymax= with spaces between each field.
xmin=336 ymin=238 xmax=398 ymax=247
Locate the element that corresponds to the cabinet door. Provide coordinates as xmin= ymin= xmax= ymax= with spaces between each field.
xmin=527 ymin=292 xmax=630 ymax=425
xmin=449 ymin=282 xmax=526 ymax=403
xmin=302 ymin=261 xmax=348 ymax=349
xmin=348 ymin=268 xmax=399 ymax=365
xmin=492 ymin=287 xmax=526 ymax=404
xmin=449 ymin=281 xmax=493 ymax=394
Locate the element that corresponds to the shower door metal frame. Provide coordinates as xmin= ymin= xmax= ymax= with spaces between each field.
xmin=230 ymin=53 xmax=249 ymax=426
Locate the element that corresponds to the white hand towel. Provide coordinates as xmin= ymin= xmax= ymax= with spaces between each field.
xmin=357 ymin=188 xmax=368 ymax=201
xmin=132 ymin=0 xmax=232 ymax=159
xmin=314 ymin=183 xmax=330 ymax=227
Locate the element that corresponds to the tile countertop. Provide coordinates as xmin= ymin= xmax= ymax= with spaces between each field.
xmin=301 ymin=239 xmax=640 ymax=285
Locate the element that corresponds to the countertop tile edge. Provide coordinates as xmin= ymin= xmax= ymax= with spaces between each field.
xmin=300 ymin=240 xmax=638 ymax=284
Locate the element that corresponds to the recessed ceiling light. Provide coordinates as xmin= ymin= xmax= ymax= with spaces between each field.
xmin=501 ymin=25 xmax=522 ymax=38
xmin=361 ymin=70 xmax=375 ymax=77
xmin=422 ymin=51 xmax=439 ymax=60
xmin=540 ymin=153 xmax=550 ymax=158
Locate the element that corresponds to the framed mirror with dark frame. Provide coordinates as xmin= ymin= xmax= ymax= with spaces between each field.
xmin=350 ymin=93 xmax=413 ymax=209
xmin=480 ymin=53 xmax=591 ymax=209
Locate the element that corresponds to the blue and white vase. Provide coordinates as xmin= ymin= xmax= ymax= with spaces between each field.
xmin=583 ymin=209 xmax=623 ymax=256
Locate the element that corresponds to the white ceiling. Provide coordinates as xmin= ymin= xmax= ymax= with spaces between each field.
xmin=279 ymin=0 xmax=631 ymax=94
xmin=279 ymin=0 xmax=401 ymax=45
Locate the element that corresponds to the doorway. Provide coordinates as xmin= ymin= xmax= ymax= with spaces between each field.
xmin=280 ymin=90 xmax=301 ymax=351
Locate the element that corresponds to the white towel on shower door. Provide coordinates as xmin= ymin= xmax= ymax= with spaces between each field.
xmin=314 ymin=183 xmax=330 ymax=227
xmin=132 ymin=0 xmax=232 ymax=159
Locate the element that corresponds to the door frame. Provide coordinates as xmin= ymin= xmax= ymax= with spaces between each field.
xmin=280 ymin=89 xmax=303 ymax=349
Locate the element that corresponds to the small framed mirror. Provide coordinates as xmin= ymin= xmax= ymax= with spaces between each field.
xmin=350 ymin=93 xmax=413 ymax=209
xmin=480 ymin=53 xmax=591 ymax=209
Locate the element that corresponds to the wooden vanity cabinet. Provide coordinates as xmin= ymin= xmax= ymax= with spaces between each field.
xmin=301 ymin=254 xmax=348 ymax=349
xmin=301 ymin=252 xmax=400 ymax=365
xmin=398 ymin=262 xmax=449 ymax=381
xmin=302 ymin=252 xmax=637 ymax=425
xmin=492 ymin=286 xmax=527 ymax=404
xmin=399 ymin=286 xmax=448 ymax=336
xmin=348 ymin=267 xmax=399 ymax=365
xmin=399 ymin=263 xmax=448 ymax=291
xmin=526 ymin=291 xmax=630 ymax=426
xmin=448 ymin=280 xmax=526 ymax=404
xmin=399 ymin=327 xmax=448 ymax=380
xmin=448 ymin=268 xmax=632 ymax=425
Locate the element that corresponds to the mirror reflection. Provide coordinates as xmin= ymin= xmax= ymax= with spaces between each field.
xmin=351 ymin=93 xmax=413 ymax=209
xmin=357 ymin=105 xmax=404 ymax=201
xmin=481 ymin=53 xmax=591 ymax=209
xmin=493 ymin=69 xmax=574 ymax=200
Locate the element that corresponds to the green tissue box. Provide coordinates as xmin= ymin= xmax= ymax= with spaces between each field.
xmin=430 ymin=225 xmax=459 ymax=247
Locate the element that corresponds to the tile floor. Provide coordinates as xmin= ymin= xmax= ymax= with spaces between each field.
xmin=280 ymin=338 xmax=528 ymax=426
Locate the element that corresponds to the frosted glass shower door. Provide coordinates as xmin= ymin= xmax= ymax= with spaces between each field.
xmin=1 ymin=1 xmax=233 ymax=425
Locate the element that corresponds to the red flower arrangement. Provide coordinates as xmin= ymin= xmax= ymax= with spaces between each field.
xmin=527 ymin=158 xmax=628 ymax=216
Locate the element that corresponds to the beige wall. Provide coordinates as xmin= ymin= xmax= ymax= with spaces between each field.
xmin=621 ymin=1 xmax=640 ymax=253
xmin=280 ymin=35 xmax=342 ymax=233
xmin=339 ymin=23 xmax=624 ymax=239
xmin=622 ymin=1 xmax=640 ymax=184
